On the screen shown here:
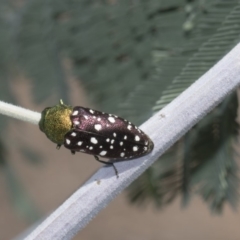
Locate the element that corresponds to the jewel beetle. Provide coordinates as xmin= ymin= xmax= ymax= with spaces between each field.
xmin=39 ymin=100 xmax=154 ymax=177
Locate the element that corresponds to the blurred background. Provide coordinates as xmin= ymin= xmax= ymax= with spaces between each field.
xmin=1 ymin=0 xmax=240 ymax=239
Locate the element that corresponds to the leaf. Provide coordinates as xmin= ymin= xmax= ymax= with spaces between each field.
xmin=17 ymin=0 xmax=70 ymax=104
xmin=129 ymin=140 xmax=182 ymax=206
xmin=153 ymin=0 xmax=240 ymax=111
xmin=188 ymin=92 xmax=239 ymax=212
xmin=53 ymin=0 xmax=188 ymax=116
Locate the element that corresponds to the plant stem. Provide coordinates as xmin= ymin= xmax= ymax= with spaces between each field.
xmin=0 ymin=101 xmax=41 ymax=125
xmin=22 ymin=43 xmax=240 ymax=240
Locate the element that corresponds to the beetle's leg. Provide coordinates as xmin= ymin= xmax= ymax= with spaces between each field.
xmin=56 ymin=144 xmax=61 ymax=150
xmin=71 ymin=150 xmax=75 ymax=155
xmin=94 ymin=155 xmax=119 ymax=178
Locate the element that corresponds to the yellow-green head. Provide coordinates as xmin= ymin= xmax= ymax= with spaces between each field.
xmin=39 ymin=100 xmax=73 ymax=144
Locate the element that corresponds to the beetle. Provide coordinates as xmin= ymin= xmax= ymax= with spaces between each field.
xmin=39 ymin=100 xmax=154 ymax=177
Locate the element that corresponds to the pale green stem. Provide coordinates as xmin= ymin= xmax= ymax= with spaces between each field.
xmin=0 ymin=101 xmax=41 ymax=125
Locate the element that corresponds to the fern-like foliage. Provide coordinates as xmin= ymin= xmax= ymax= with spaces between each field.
xmin=16 ymin=0 xmax=70 ymax=103
xmin=129 ymin=0 xmax=240 ymax=212
xmin=0 ymin=0 xmax=239 ymax=220
xmin=120 ymin=0 xmax=240 ymax=123
xmin=129 ymin=92 xmax=239 ymax=212
xmin=59 ymin=0 xmax=181 ymax=113
xmin=189 ymin=92 xmax=239 ymax=211
xmin=153 ymin=1 xmax=240 ymax=111
xmin=129 ymin=141 xmax=182 ymax=206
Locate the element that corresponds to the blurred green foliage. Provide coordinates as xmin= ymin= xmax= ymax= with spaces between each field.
xmin=0 ymin=0 xmax=239 ymax=220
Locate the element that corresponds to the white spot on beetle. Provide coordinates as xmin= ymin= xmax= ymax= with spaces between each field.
xmin=135 ymin=135 xmax=140 ymax=141
xmin=108 ymin=117 xmax=115 ymax=123
xmin=72 ymin=110 xmax=78 ymax=116
xmin=124 ymin=135 xmax=127 ymax=140
xmin=74 ymin=120 xmax=80 ymax=125
xmin=89 ymin=109 xmax=94 ymax=114
xmin=84 ymin=115 xmax=88 ymax=119
xmin=71 ymin=132 xmax=77 ymax=137
xmin=66 ymin=139 xmax=71 ymax=145
xmin=89 ymin=146 xmax=93 ymax=150
xmin=120 ymin=142 xmax=123 ymax=146
xmin=110 ymin=145 xmax=113 ymax=149
xmin=120 ymin=152 xmax=125 ymax=157
xmin=77 ymin=141 xmax=82 ymax=146
xmin=86 ymin=146 xmax=89 ymax=148
xmin=99 ymin=151 xmax=107 ymax=156
xmin=100 ymin=146 xmax=103 ymax=148
xmin=133 ymin=146 xmax=138 ymax=151
xmin=91 ymin=137 xmax=98 ymax=144
xmin=97 ymin=118 xmax=101 ymax=121
xmin=94 ymin=124 xmax=102 ymax=131
xmin=145 ymin=140 xmax=148 ymax=145
xmin=107 ymin=124 xmax=110 ymax=127
xmin=80 ymin=149 xmax=85 ymax=152
xmin=144 ymin=146 xmax=147 ymax=151
xmin=127 ymin=125 xmax=132 ymax=130
xmin=111 ymin=139 xmax=115 ymax=144
xmin=93 ymin=116 xmax=96 ymax=119
xmin=106 ymin=138 xmax=110 ymax=142
xmin=109 ymin=114 xmax=112 ymax=116
xmin=124 ymin=148 xmax=126 ymax=151
xmin=113 ymin=132 xmax=117 ymax=137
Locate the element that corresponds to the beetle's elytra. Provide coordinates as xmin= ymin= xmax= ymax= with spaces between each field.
xmin=39 ymin=100 xmax=154 ymax=177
